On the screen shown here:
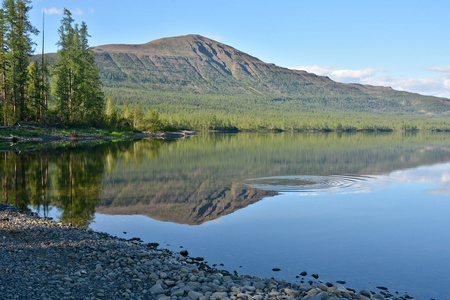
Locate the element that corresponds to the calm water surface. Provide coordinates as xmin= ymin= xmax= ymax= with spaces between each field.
xmin=2 ymin=132 xmax=450 ymax=299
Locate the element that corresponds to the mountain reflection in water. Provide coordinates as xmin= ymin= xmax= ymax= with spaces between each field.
xmin=1 ymin=132 xmax=450 ymax=227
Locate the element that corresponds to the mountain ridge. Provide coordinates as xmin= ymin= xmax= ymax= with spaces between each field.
xmin=35 ymin=34 xmax=450 ymax=118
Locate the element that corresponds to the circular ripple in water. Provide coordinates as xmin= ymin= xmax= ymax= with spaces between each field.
xmin=245 ymin=175 xmax=375 ymax=194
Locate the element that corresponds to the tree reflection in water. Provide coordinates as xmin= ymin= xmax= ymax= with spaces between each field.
xmin=1 ymin=132 xmax=450 ymax=227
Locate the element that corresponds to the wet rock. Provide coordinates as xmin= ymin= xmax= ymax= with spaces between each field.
xmin=359 ymin=289 xmax=372 ymax=298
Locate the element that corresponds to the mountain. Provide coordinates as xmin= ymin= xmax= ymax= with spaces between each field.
xmin=34 ymin=34 xmax=449 ymax=120
xmin=89 ymin=34 xmax=449 ymax=117
xmin=92 ymin=34 xmax=334 ymax=95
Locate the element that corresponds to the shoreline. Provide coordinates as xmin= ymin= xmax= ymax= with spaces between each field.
xmin=0 ymin=204 xmax=422 ymax=300
xmin=0 ymin=128 xmax=196 ymax=151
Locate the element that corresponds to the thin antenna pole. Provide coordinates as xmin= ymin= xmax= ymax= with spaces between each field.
xmin=41 ymin=12 xmax=44 ymax=68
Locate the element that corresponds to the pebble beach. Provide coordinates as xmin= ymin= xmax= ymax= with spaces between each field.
xmin=0 ymin=204 xmax=424 ymax=300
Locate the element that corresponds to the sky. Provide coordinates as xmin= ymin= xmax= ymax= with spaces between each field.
xmin=28 ymin=0 xmax=450 ymax=98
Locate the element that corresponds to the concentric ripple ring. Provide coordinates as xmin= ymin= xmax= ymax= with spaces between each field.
xmin=244 ymin=175 xmax=375 ymax=194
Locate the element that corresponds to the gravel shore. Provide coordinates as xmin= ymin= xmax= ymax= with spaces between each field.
xmin=0 ymin=204 xmax=423 ymax=300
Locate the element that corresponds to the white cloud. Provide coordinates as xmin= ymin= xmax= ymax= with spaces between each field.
xmin=428 ymin=66 xmax=450 ymax=73
xmin=294 ymin=65 xmax=386 ymax=82
xmin=71 ymin=8 xmax=84 ymax=15
xmin=42 ymin=7 xmax=64 ymax=15
xmin=332 ymin=68 xmax=381 ymax=81
xmin=292 ymin=65 xmax=450 ymax=99
xmin=42 ymin=7 xmax=84 ymax=15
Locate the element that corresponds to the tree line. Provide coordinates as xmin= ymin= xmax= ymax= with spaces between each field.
xmin=0 ymin=2 xmax=105 ymax=127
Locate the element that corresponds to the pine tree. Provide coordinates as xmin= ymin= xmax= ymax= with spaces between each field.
xmin=1 ymin=0 xmax=37 ymax=124
xmin=0 ymin=8 xmax=7 ymax=125
xmin=15 ymin=0 xmax=37 ymax=121
xmin=76 ymin=22 xmax=104 ymax=126
xmin=54 ymin=8 xmax=74 ymax=124
xmin=54 ymin=9 xmax=104 ymax=126
xmin=3 ymin=0 xmax=17 ymax=124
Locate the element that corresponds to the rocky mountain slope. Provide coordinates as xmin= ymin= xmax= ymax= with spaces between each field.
xmin=35 ymin=34 xmax=450 ymax=116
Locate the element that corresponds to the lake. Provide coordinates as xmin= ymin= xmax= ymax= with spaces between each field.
xmin=1 ymin=132 xmax=450 ymax=299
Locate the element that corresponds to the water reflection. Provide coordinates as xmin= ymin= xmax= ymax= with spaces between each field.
xmin=1 ymin=132 xmax=450 ymax=227
xmin=245 ymin=175 xmax=375 ymax=194
xmin=387 ymin=162 xmax=450 ymax=195
xmin=2 ymin=132 xmax=448 ymax=299
xmin=0 ymin=144 xmax=109 ymax=227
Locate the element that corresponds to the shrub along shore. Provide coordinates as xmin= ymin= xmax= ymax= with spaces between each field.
xmin=0 ymin=204 xmax=424 ymax=300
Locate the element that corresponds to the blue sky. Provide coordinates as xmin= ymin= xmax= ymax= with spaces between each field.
xmin=29 ymin=0 xmax=450 ymax=98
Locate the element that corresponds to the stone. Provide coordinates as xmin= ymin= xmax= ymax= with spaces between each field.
xmin=212 ymin=291 xmax=228 ymax=299
xmin=188 ymin=290 xmax=203 ymax=299
xmin=359 ymin=289 xmax=372 ymax=298
xmin=0 ymin=209 xmax=426 ymax=300
xmin=171 ymin=289 xmax=185 ymax=297
xmin=150 ymin=283 xmax=165 ymax=294
xmin=284 ymin=288 xmax=300 ymax=297
xmin=317 ymin=291 xmax=329 ymax=300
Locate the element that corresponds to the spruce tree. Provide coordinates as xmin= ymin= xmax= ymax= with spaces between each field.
xmin=54 ymin=9 xmax=104 ymax=126
xmin=0 ymin=8 xmax=7 ymax=125
xmin=15 ymin=0 xmax=37 ymax=121
xmin=3 ymin=0 xmax=17 ymax=124
xmin=54 ymin=8 xmax=74 ymax=124
xmin=1 ymin=0 xmax=37 ymax=124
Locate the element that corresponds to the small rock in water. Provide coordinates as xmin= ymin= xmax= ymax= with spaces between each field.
xmin=300 ymin=271 xmax=307 ymax=276
xmin=312 ymin=273 xmax=319 ymax=279
xmin=194 ymin=257 xmax=204 ymax=262
xmin=359 ymin=289 xmax=372 ymax=298
xmin=272 ymin=268 xmax=281 ymax=272
xmin=336 ymin=280 xmax=346 ymax=284
xmin=180 ymin=250 xmax=189 ymax=257
xmin=376 ymin=286 xmax=389 ymax=291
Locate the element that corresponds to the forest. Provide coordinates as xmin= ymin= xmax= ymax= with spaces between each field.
xmin=1 ymin=2 xmax=449 ymax=134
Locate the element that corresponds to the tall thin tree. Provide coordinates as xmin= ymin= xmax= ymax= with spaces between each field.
xmin=0 ymin=8 xmax=7 ymax=125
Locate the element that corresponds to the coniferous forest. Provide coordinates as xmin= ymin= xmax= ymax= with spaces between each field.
xmin=0 ymin=3 xmax=110 ymax=128
xmin=1 ymin=2 xmax=449 ymax=133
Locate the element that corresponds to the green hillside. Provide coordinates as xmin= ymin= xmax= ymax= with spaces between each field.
xmin=91 ymin=35 xmax=450 ymax=116
xmin=34 ymin=34 xmax=450 ymax=131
